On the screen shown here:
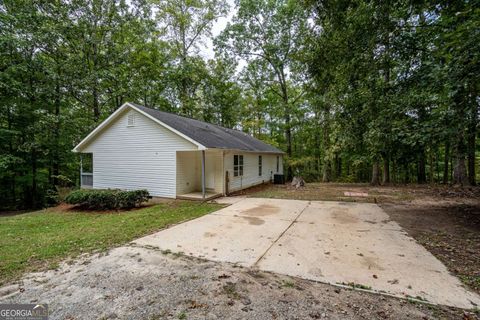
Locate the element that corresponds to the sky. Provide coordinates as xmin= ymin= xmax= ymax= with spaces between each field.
xmin=199 ymin=0 xmax=247 ymax=71
xmin=200 ymin=0 xmax=235 ymax=60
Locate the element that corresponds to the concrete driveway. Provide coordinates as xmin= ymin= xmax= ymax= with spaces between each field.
xmin=133 ymin=197 xmax=480 ymax=309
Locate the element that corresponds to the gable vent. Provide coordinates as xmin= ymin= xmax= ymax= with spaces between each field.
xmin=127 ymin=113 xmax=136 ymax=126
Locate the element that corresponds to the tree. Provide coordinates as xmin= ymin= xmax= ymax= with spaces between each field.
xmin=202 ymin=57 xmax=241 ymax=127
xmin=153 ymin=0 xmax=228 ymax=115
xmin=434 ymin=2 xmax=479 ymax=185
xmin=216 ymin=0 xmax=309 ymax=179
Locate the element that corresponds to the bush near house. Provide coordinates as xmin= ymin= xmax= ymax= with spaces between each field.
xmin=65 ymin=189 xmax=150 ymax=210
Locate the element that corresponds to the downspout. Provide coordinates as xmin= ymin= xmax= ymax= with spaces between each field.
xmin=80 ymin=154 xmax=83 ymax=188
xmin=201 ymin=150 xmax=206 ymax=200
xmin=222 ymin=150 xmax=225 ymax=195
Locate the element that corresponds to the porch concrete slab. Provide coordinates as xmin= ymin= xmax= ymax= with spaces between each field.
xmin=177 ymin=191 xmax=222 ymax=201
xmin=133 ymin=198 xmax=308 ymax=266
xmin=257 ymin=201 xmax=480 ymax=309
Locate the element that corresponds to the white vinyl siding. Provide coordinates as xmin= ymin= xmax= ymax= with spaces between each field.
xmin=82 ymin=109 xmax=198 ymax=198
xmin=176 ymin=149 xmax=224 ymax=195
xmin=225 ymin=151 xmax=283 ymax=193
xmin=176 ymin=151 xmax=201 ymax=195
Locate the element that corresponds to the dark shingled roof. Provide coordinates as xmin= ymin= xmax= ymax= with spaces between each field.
xmin=132 ymin=103 xmax=284 ymax=154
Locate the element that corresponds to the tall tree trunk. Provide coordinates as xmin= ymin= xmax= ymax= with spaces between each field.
xmin=453 ymin=133 xmax=469 ymax=186
xmin=31 ymin=149 xmax=37 ymax=208
xmin=179 ymin=6 xmax=190 ymax=116
xmin=92 ymin=40 xmax=100 ymax=122
xmin=467 ymin=102 xmax=477 ymax=185
xmin=93 ymin=80 xmax=100 ymax=122
xmin=417 ymin=149 xmax=426 ymax=183
xmin=321 ymin=106 xmax=331 ymax=182
xmin=382 ymin=155 xmax=390 ymax=184
xmin=52 ymin=80 xmax=61 ymax=187
xmin=403 ymin=162 xmax=410 ymax=183
xmin=322 ymin=160 xmax=331 ymax=182
xmin=285 ymin=110 xmax=292 ymax=180
xmin=7 ymin=105 xmax=15 ymax=204
xmin=335 ymin=154 xmax=341 ymax=179
xmin=392 ymin=160 xmax=397 ymax=184
xmin=314 ymin=111 xmax=321 ymax=178
xmin=282 ymin=94 xmax=293 ymax=180
xmin=452 ymin=89 xmax=470 ymax=186
xmin=429 ymin=148 xmax=434 ymax=184
xmin=371 ymin=160 xmax=380 ymax=185
xmin=443 ymin=139 xmax=450 ymax=184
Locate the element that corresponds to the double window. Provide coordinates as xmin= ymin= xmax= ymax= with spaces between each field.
xmin=258 ymin=155 xmax=262 ymax=176
xmin=234 ymin=155 xmax=244 ymax=177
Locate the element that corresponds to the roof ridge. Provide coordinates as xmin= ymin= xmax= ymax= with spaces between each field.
xmin=130 ymin=102 xmax=284 ymax=154
xmin=132 ymin=103 xmax=248 ymax=135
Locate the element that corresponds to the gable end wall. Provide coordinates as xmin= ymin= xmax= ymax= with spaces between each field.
xmin=82 ymin=109 xmax=198 ymax=197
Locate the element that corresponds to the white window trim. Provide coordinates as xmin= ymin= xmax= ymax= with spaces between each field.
xmin=234 ymin=154 xmax=244 ymax=177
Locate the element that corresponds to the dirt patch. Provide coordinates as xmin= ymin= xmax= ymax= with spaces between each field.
xmin=242 ymin=204 xmax=280 ymax=216
xmin=244 ymin=182 xmax=480 ymax=205
xmin=382 ymin=202 xmax=480 ymax=295
xmin=1 ymin=246 xmax=476 ymax=319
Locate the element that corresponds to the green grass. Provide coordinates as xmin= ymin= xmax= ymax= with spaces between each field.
xmin=0 ymin=201 xmax=222 ymax=285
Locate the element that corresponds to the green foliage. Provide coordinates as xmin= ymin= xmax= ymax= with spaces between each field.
xmin=0 ymin=0 xmax=478 ymax=211
xmin=65 ymin=189 xmax=150 ymax=210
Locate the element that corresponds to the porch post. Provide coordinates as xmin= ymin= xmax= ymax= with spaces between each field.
xmin=201 ymin=150 xmax=206 ymax=200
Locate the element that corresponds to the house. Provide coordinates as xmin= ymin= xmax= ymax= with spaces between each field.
xmin=73 ymin=102 xmax=284 ymax=200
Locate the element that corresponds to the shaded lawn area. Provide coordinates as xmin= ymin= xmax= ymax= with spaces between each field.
xmin=240 ymin=182 xmax=480 ymax=204
xmin=239 ymin=182 xmax=417 ymax=203
xmin=0 ymin=201 xmax=222 ymax=285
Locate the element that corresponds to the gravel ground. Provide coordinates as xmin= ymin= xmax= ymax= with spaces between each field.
xmin=1 ymin=244 xmax=476 ymax=320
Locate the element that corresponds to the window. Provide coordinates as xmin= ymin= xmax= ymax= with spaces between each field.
xmin=276 ymin=156 xmax=279 ymax=172
xmin=258 ymin=155 xmax=262 ymax=176
xmin=127 ymin=113 xmax=136 ymax=126
xmin=234 ymin=155 xmax=243 ymax=177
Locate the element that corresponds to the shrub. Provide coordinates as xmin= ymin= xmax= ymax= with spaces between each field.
xmin=65 ymin=189 xmax=150 ymax=210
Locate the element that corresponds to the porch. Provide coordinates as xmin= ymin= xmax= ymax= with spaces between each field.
xmin=176 ymin=149 xmax=224 ymax=200
xmin=176 ymin=191 xmax=222 ymax=201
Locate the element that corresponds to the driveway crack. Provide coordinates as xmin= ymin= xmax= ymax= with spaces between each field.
xmin=252 ymin=201 xmax=311 ymax=267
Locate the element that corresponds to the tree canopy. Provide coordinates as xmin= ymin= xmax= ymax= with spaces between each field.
xmin=0 ymin=0 xmax=478 ymax=209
